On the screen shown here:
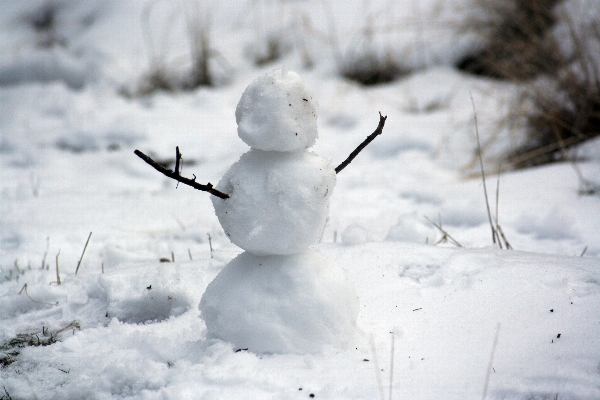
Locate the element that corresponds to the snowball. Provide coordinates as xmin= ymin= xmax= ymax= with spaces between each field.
xmin=341 ymin=224 xmax=369 ymax=245
xmin=236 ymin=68 xmax=318 ymax=152
xmin=212 ymin=148 xmax=336 ymax=255
xmin=386 ymin=214 xmax=434 ymax=243
xmin=199 ymin=249 xmax=359 ymax=354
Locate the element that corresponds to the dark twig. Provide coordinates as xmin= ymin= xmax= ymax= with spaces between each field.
xmin=134 ymin=148 xmax=229 ymax=199
xmin=175 ymin=146 xmax=181 ymax=176
xmin=335 ymin=112 xmax=387 ymax=174
xmin=175 ymin=146 xmax=181 ymax=188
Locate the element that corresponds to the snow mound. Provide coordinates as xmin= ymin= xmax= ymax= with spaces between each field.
xmin=0 ymin=50 xmax=93 ymax=89
xmin=342 ymin=223 xmax=369 ymax=245
xmin=212 ymin=148 xmax=336 ymax=255
xmin=235 ymin=68 xmax=318 ymax=151
xmin=199 ymin=249 xmax=359 ymax=354
xmin=108 ymin=290 xmax=190 ymax=325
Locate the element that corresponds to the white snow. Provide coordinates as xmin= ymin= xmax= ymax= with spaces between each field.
xmin=1 ymin=0 xmax=600 ymax=399
xmin=212 ymin=148 xmax=336 ymax=255
xmin=200 ymin=249 xmax=359 ymax=354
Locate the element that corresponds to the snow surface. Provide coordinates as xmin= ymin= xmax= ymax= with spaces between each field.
xmin=1 ymin=0 xmax=600 ymax=399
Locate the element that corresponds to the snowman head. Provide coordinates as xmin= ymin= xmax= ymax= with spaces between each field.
xmin=235 ymin=68 xmax=318 ymax=152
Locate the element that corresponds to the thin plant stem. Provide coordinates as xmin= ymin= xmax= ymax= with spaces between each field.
xmin=75 ymin=232 xmax=92 ymax=275
xmin=55 ymin=249 xmax=61 ymax=285
xmin=19 ymin=283 xmax=57 ymax=306
xmin=471 ymin=94 xmax=499 ymax=246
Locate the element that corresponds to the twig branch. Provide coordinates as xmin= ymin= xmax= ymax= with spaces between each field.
xmin=134 ymin=147 xmax=229 ymax=199
xmin=335 ymin=112 xmax=387 ymax=174
xmin=174 ymin=146 xmax=181 ymax=188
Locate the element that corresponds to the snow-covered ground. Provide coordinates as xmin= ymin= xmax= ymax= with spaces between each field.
xmin=1 ymin=1 xmax=599 ymax=399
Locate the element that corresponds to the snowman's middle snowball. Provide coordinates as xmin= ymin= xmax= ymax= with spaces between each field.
xmin=212 ymin=148 xmax=336 ymax=255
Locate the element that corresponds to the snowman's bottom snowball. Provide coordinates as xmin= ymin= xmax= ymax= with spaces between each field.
xmin=199 ymin=249 xmax=359 ymax=354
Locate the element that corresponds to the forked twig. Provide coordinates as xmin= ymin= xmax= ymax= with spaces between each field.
xmin=335 ymin=112 xmax=387 ymax=174
xmin=137 ymin=113 xmax=386 ymax=197
xmin=134 ymin=147 xmax=229 ymax=199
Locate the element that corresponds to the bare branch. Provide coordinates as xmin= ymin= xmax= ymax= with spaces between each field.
xmin=174 ymin=146 xmax=181 ymax=178
xmin=335 ymin=112 xmax=387 ymax=174
xmin=134 ymin=148 xmax=229 ymax=199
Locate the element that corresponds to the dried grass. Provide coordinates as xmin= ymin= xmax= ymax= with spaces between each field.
xmin=340 ymin=50 xmax=411 ymax=86
xmin=459 ymin=0 xmax=600 ymax=172
xmin=457 ymin=0 xmax=562 ymax=81
xmin=507 ymin=11 xmax=600 ymax=170
xmin=124 ymin=0 xmax=230 ymax=97
xmin=508 ymin=63 xmax=600 ymax=169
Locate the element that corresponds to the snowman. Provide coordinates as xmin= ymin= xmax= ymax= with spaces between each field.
xmin=134 ymin=68 xmax=386 ymax=354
